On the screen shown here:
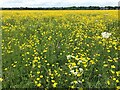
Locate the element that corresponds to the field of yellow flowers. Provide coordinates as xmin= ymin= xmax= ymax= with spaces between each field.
xmin=1 ymin=10 xmax=120 ymax=89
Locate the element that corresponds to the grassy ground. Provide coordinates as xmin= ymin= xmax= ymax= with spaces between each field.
xmin=1 ymin=10 xmax=120 ymax=89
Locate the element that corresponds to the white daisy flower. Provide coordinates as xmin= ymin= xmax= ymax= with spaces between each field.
xmin=101 ymin=32 xmax=111 ymax=38
xmin=66 ymin=55 xmax=72 ymax=59
xmin=79 ymin=68 xmax=83 ymax=72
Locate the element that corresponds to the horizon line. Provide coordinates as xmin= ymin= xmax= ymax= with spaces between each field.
xmin=0 ymin=5 xmax=120 ymax=8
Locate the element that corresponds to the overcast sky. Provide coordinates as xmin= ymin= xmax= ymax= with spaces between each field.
xmin=0 ymin=0 xmax=119 ymax=7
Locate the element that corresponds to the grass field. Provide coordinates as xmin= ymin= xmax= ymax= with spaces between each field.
xmin=1 ymin=10 xmax=120 ymax=89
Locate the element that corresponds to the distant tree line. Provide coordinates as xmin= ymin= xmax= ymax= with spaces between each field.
xmin=1 ymin=6 xmax=120 ymax=10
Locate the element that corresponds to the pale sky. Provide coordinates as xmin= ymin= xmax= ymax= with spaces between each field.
xmin=0 ymin=0 xmax=119 ymax=7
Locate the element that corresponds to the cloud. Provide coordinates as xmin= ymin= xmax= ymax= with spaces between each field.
xmin=0 ymin=0 xmax=119 ymax=7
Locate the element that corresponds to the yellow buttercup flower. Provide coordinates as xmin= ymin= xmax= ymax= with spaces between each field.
xmin=116 ymin=86 xmax=120 ymax=90
xmin=111 ymin=65 xmax=115 ymax=68
xmin=0 ymin=78 xmax=3 ymax=82
xmin=107 ymin=80 xmax=110 ymax=85
xmin=37 ymin=83 xmax=41 ymax=87
xmin=40 ymin=75 xmax=43 ymax=78
xmin=53 ymin=82 xmax=58 ymax=88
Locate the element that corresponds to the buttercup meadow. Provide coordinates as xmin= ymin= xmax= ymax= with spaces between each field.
xmin=1 ymin=10 xmax=120 ymax=89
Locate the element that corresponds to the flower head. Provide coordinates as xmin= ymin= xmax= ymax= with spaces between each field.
xmin=67 ymin=55 xmax=72 ymax=59
xmin=101 ymin=32 xmax=111 ymax=38
xmin=0 ymin=78 xmax=3 ymax=82
xmin=53 ymin=82 xmax=58 ymax=88
xmin=79 ymin=68 xmax=83 ymax=72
